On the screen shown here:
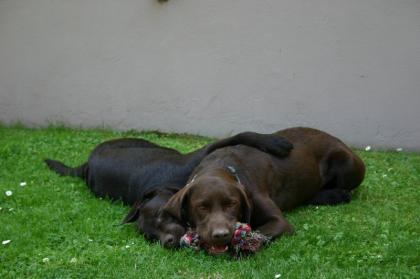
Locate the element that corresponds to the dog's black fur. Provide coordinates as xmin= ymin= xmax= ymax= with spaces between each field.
xmin=45 ymin=132 xmax=292 ymax=247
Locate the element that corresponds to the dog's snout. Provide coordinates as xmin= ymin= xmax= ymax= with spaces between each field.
xmin=162 ymin=234 xmax=175 ymax=248
xmin=212 ymin=228 xmax=230 ymax=240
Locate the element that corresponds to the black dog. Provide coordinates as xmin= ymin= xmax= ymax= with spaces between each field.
xmin=45 ymin=132 xmax=292 ymax=247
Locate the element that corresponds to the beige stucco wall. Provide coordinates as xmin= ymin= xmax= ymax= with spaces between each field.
xmin=1 ymin=0 xmax=419 ymax=150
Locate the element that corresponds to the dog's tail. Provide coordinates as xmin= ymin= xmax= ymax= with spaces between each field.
xmin=44 ymin=159 xmax=88 ymax=179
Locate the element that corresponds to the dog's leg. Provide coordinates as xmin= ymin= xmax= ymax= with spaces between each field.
xmin=322 ymin=149 xmax=365 ymax=191
xmin=205 ymin=132 xmax=293 ymax=158
xmin=252 ymin=195 xmax=294 ymax=238
xmin=306 ymin=188 xmax=352 ymax=206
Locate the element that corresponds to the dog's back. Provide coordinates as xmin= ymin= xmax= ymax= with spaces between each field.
xmin=276 ymin=127 xmax=365 ymax=191
xmin=192 ymin=127 xmax=365 ymax=211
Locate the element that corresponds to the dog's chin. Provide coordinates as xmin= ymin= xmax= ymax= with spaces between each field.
xmin=202 ymin=237 xmax=231 ymax=255
xmin=207 ymin=244 xmax=229 ymax=255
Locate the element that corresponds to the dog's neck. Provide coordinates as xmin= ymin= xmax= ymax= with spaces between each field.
xmin=188 ymin=165 xmax=243 ymax=186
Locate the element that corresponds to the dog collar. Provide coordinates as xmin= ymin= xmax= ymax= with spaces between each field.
xmin=187 ymin=166 xmax=241 ymax=185
xmin=226 ymin=165 xmax=242 ymax=184
xmin=186 ymin=174 xmax=197 ymax=186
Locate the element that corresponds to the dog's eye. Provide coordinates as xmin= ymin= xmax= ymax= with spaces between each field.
xmin=223 ymin=200 xmax=238 ymax=208
xmin=197 ymin=205 xmax=209 ymax=211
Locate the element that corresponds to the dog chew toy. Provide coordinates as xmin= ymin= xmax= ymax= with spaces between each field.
xmin=180 ymin=222 xmax=270 ymax=258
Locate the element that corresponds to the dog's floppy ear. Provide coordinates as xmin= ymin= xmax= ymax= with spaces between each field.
xmin=162 ymin=181 xmax=195 ymax=221
xmin=121 ymin=200 xmax=142 ymax=224
xmin=234 ymin=184 xmax=252 ymax=223
xmin=121 ymin=188 xmax=160 ymax=224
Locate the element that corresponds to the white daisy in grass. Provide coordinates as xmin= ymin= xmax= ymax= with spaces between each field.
xmin=365 ymin=146 xmax=371 ymax=151
xmin=2 ymin=240 xmax=11 ymax=245
xmin=5 ymin=190 xmax=12 ymax=197
xmin=20 ymin=182 xmax=27 ymax=187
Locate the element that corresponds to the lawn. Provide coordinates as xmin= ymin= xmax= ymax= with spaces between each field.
xmin=0 ymin=125 xmax=419 ymax=279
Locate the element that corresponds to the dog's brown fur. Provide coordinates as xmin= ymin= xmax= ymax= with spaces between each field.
xmin=163 ymin=127 xmax=365 ymax=249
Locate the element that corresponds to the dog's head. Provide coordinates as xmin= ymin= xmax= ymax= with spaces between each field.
xmin=163 ymin=170 xmax=251 ymax=254
xmin=122 ymin=189 xmax=185 ymax=248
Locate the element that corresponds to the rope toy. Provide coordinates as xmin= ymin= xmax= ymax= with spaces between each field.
xmin=180 ymin=222 xmax=270 ymax=258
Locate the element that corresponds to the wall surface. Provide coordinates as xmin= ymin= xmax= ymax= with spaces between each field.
xmin=1 ymin=0 xmax=419 ymax=150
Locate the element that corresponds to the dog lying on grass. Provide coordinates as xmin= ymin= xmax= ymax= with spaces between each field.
xmin=163 ymin=127 xmax=365 ymax=254
xmin=44 ymin=132 xmax=293 ymax=247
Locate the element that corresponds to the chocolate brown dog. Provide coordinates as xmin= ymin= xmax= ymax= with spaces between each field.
xmin=163 ymin=127 xmax=365 ymax=253
xmin=45 ymin=132 xmax=293 ymax=247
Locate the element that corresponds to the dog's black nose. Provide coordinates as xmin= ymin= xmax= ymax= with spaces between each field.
xmin=212 ymin=229 xmax=229 ymax=239
xmin=162 ymin=234 xmax=175 ymax=248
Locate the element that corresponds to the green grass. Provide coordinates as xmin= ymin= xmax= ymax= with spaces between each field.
xmin=0 ymin=125 xmax=419 ymax=279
